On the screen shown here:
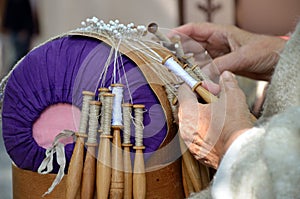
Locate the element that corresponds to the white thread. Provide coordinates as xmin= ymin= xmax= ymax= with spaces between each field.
xmin=119 ymin=54 xmax=134 ymax=104
xmin=112 ymin=40 xmax=122 ymax=84
xmin=164 ymin=57 xmax=197 ymax=88
xmin=79 ymin=92 xmax=94 ymax=133
xmin=123 ymin=39 xmax=181 ymax=87
xmin=134 ymin=106 xmax=144 ymax=146
xmin=98 ymin=47 xmax=115 ymax=88
xmin=112 ymin=85 xmax=124 ymax=126
xmin=87 ymin=102 xmax=101 ymax=144
xmin=122 ymin=104 xmax=132 ymax=144
xmin=136 ymin=40 xmax=162 ymax=62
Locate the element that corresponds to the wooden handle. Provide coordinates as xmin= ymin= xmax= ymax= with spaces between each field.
xmin=110 ymin=127 xmax=124 ymax=199
xmin=123 ymin=145 xmax=133 ymax=199
xmin=66 ymin=137 xmax=85 ymax=199
xmin=192 ymin=82 xmax=218 ymax=103
xmin=179 ymin=136 xmax=204 ymax=192
xmin=81 ymin=145 xmax=96 ymax=199
xmin=199 ymin=163 xmax=210 ymax=189
xmin=97 ymin=136 xmax=112 ymax=199
xmin=193 ymin=82 xmax=257 ymax=122
xmin=133 ymin=148 xmax=146 ymax=199
xmin=181 ymin=160 xmax=195 ymax=198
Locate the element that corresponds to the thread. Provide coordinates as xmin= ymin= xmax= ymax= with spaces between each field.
xmin=122 ymin=103 xmax=133 ymax=144
xmin=173 ymin=40 xmax=203 ymax=81
xmin=163 ymin=56 xmax=197 ymax=88
xmin=119 ymin=55 xmax=134 ymax=104
xmin=164 ymin=84 xmax=178 ymax=120
xmin=79 ymin=91 xmax=94 ymax=134
xmin=123 ymin=39 xmax=181 ymax=87
xmin=102 ymin=93 xmax=115 ymax=135
xmin=185 ymin=67 xmax=201 ymax=81
xmin=111 ymin=84 xmax=124 ymax=126
xmin=192 ymin=64 xmax=209 ymax=81
xmin=133 ymin=105 xmax=145 ymax=146
xmin=87 ymin=101 xmax=101 ymax=144
xmin=98 ymin=87 xmax=110 ymax=102
xmin=98 ymin=47 xmax=115 ymax=88
xmin=98 ymin=87 xmax=110 ymax=132
xmin=112 ymin=40 xmax=122 ymax=85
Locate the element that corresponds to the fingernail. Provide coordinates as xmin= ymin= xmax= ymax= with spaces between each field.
xmin=222 ymin=71 xmax=234 ymax=79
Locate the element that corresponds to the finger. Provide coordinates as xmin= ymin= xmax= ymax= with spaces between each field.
xmin=202 ymin=80 xmax=220 ymax=95
xmin=187 ymin=141 xmax=214 ymax=161
xmin=201 ymin=51 xmax=243 ymax=80
xmin=168 ymin=22 xmax=215 ymax=42
xmin=179 ymin=38 xmax=207 ymax=55
xmin=200 ymin=61 xmax=221 ymax=83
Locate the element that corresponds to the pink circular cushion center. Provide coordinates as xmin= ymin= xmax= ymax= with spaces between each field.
xmin=32 ymin=103 xmax=81 ymax=149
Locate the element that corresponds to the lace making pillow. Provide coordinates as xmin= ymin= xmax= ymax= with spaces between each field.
xmin=2 ymin=35 xmax=168 ymax=173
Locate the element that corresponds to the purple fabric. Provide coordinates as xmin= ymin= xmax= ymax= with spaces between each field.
xmin=2 ymin=35 xmax=167 ymax=173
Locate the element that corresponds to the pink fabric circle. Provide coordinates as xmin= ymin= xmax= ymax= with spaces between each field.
xmin=32 ymin=103 xmax=81 ymax=149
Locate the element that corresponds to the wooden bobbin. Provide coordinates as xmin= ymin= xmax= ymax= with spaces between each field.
xmin=192 ymin=82 xmax=218 ymax=103
xmin=66 ymin=90 xmax=94 ymax=199
xmin=147 ymin=22 xmax=172 ymax=47
xmin=179 ymin=136 xmax=204 ymax=193
xmin=133 ymin=104 xmax=145 ymax=110
xmin=132 ymin=145 xmax=146 ymax=199
xmin=98 ymin=87 xmax=110 ymax=132
xmin=191 ymin=64 xmax=209 ymax=81
xmin=97 ymin=93 xmax=114 ymax=199
xmin=110 ymin=84 xmax=125 ymax=199
xmin=97 ymin=132 xmax=113 ymax=199
xmin=132 ymin=104 xmax=146 ymax=199
xmin=74 ymin=132 xmax=88 ymax=138
xmin=81 ymin=100 xmax=101 ymax=199
xmin=98 ymin=87 xmax=110 ymax=97
xmin=122 ymin=103 xmax=133 ymax=199
xmin=110 ymin=125 xmax=125 ymax=199
xmin=111 ymin=83 xmax=124 ymax=88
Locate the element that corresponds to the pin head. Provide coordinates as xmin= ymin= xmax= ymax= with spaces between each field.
xmin=147 ymin=22 xmax=158 ymax=34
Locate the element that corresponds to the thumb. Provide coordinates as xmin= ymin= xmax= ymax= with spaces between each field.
xmin=218 ymin=71 xmax=241 ymax=101
xmin=203 ymin=71 xmax=240 ymax=151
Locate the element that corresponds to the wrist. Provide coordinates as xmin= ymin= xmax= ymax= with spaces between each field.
xmin=222 ymin=128 xmax=251 ymax=157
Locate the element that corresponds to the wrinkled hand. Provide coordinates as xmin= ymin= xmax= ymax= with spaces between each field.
xmin=178 ymin=71 xmax=253 ymax=168
xmin=170 ymin=23 xmax=286 ymax=81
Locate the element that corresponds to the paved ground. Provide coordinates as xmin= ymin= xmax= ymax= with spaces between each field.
xmin=0 ymin=120 xmax=13 ymax=199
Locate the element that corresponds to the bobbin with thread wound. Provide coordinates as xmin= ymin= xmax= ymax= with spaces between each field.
xmin=96 ymin=92 xmax=114 ymax=199
xmin=132 ymin=104 xmax=146 ymax=199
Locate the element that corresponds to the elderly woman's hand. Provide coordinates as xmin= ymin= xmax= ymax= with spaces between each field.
xmin=170 ymin=23 xmax=286 ymax=81
xmin=178 ymin=71 xmax=253 ymax=168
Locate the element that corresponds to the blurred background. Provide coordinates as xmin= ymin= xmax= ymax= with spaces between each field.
xmin=0 ymin=0 xmax=299 ymax=198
